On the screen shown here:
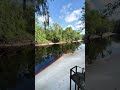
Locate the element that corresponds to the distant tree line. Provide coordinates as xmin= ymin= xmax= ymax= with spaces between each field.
xmin=35 ymin=18 xmax=83 ymax=43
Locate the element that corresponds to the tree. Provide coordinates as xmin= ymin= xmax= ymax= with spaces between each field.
xmin=35 ymin=18 xmax=47 ymax=42
xmin=0 ymin=0 xmax=33 ymax=44
xmin=35 ymin=22 xmax=82 ymax=43
xmin=86 ymin=2 xmax=114 ymax=37
xmin=35 ymin=0 xmax=53 ymax=28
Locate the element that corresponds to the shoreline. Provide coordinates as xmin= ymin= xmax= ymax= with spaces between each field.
xmin=0 ymin=40 xmax=83 ymax=48
xmin=89 ymin=32 xmax=116 ymax=39
xmin=35 ymin=40 xmax=82 ymax=46
xmin=0 ymin=32 xmax=116 ymax=47
xmin=0 ymin=42 xmax=34 ymax=48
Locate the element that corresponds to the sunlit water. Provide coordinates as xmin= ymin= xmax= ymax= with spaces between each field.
xmin=35 ymin=43 xmax=85 ymax=90
xmin=35 ymin=43 xmax=84 ymax=75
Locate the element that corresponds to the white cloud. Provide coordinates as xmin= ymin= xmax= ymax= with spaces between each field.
xmin=38 ymin=16 xmax=54 ymax=24
xmin=60 ymin=4 xmax=82 ymax=23
xmin=60 ymin=3 xmax=72 ymax=13
xmin=76 ymin=23 xmax=84 ymax=29
xmin=38 ymin=16 xmax=44 ymax=22
xmin=80 ymin=29 xmax=85 ymax=34
xmin=75 ymin=20 xmax=85 ymax=30
xmin=60 ymin=3 xmax=85 ymax=34
xmin=66 ymin=25 xmax=75 ymax=30
xmin=65 ymin=9 xmax=82 ymax=23
xmin=76 ymin=20 xmax=82 ymax=25
xmin=49 ymin=17 xmax=54 ymax=24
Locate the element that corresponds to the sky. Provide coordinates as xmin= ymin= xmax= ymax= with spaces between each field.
xmin=36 ymin=0 xmax=85 ymax=34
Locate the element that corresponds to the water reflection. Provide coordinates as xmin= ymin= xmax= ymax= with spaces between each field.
xmin=86 ymin=34 xmax=120 ymax=64
xmin=35 ymin=43 xmax=81 ymax=74
xmin=0 ymin=46 xmax=34 ymax=90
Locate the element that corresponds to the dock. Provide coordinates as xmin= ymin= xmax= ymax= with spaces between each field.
xmin=70 ymin=66 xmax=85 ymax=90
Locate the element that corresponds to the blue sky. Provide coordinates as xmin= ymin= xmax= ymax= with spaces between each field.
xmin=36 ymin=0 xmax=85 ymax=34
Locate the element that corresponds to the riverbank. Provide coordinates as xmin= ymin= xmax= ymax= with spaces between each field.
xmin=0 ymin=40 xmax=83 ymax=47
xmin=35 ymin=44 xmax=85 ymax=90
xmin=0 ymin=42 xmax=34 ymax=48
xmin=35 ymin=40 xmax=83 ymax=47
xmin=89 ymin=32 xmax=116 ymax=39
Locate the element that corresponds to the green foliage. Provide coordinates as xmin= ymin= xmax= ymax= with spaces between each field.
xmin=35 ymin=19 xmax=82 ymax=43
xmin=62 ymin=27 xmax=81 ymax=42
xmin=0 ymin=0 xmax=34 ymax=43
xmin=35 ymin=23 xmax=47 ymax=42
xmin=86 ymin=2 xmax=114 ymax=37
xmin=35 ymin=43 xmax=81 ymax=64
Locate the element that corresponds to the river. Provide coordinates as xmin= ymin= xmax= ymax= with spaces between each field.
xmin=0 ymin=46 xmax=34 ymax=90
xmin=35 ymin=43 xmax=85 ymax=90
xmin=0 ymin=43 xmax=85 ymax=90
xmin=86 ymin=34 xmax=120 ymax=90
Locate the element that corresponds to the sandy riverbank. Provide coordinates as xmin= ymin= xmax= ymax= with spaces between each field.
xmin=35 ymin=45 xmax=85 ymax=90
xmin=35 ymin=40 xmax=83 ymax=47
xmin=86 ymin=42 xmax=120 ymax=90
xmin=0 ymin=40 xmax=83 ymax=47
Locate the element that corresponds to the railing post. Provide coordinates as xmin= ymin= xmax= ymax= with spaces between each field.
xmin=70 ymin=69 xmax=72 ymax=90
xmin=76 ymin=66 xmax=77 ymax=73
xmin=75 ymin=83 xmax=76 ymax=90
xmin=82 ymin=68 xmax=84 ymax=73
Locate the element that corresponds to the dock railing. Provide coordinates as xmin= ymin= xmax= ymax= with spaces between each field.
xmin=70 ymin=66 xmax=85 ymax=90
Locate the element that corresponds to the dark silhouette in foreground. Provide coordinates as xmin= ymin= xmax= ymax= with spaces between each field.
xmin=70 ymin=66 xmax=85 ymax=90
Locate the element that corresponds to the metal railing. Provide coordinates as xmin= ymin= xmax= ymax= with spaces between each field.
xmin=70 ymin=66 xmax=85 ymax=90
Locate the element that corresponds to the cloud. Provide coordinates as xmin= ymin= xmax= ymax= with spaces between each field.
xmin=38 ymin=16 xmax=54 ymax=24
xmin=65 ymin=9 xmax=82 ymax=23
xmin=60 ymin=3 xmax=72 ymax=13
xmin=75 ymin=20 xmax=85 ymax=30
xmin=80 ymin=28 xmax=85 ymax=34
xmin=38 ymin=16 xmax=44 ymax=22
xmin=60 ymin=3 xmax=82 ymax=23
xmin=76 ymin=20 xmax=82 ymax=25
xmin=66 ymin=25 xmax=75 ymax=30
xmin=49 ymin=17 xmax=54 ymax=24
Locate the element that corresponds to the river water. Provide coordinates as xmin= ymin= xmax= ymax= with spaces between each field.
xmin=0 ymin=46 xmax=34 ymax=90
xmin=35 ymin=43 xmax=85 ymax=90
xmin=35 ymin=42 xmax=84 ymax=75
xmin=86 ymin=34 xmax=120 ymax=90
xmin=0 ymin=42 xmax=85 ymax=90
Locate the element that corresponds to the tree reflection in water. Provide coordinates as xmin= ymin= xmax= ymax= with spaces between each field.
xmin=0 ymin=46 xmax=34 ymax=90
xmin=35 ymin=43 xmax=81 ymax=74
xmin=86 ymin=34 xmax=120 ymax=64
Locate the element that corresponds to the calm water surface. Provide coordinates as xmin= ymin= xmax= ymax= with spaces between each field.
xmin=35 ymin=43 xmax=83 ymax=74
xmin=0 ymin=46 xmax=34 ymax=90
xmin=86 ymin=34 xmax=120 ymax=90
xmin=86 ymin=34 xmax=120 ymax=64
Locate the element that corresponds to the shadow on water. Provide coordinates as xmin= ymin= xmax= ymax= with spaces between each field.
xmin=35 ymin=43 xmax=81 ymax=74
xmin=86 ymin=34 xmax=120 ymax=64
xmin=0 ymin=46 xmax=34 ymax=90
